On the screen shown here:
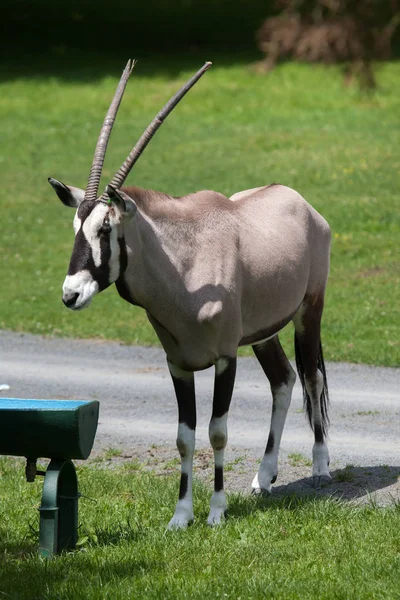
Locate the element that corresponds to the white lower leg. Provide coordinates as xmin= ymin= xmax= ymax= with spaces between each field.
xmin=252 ymin=373 xmax=295 ymax=493
xmin=208 ymin=415 xmax=228 ymax=525
xmin=168 ymin=424 xmax=195 ymax=529
xmin=252 ymin=451 xmax=278 ymax=494
xmin=306 ymin=370 xmax=331 ymax=483
xmin=312 ymin=442 xmax=330 ymax=477
xmin=208 ymin=466 xmax=227 ymax=526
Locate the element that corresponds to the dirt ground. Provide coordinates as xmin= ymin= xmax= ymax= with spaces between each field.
xmin=1 ymin=331 xmax=399 ymax=505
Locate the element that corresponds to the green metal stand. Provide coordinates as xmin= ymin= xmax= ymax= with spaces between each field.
xmin=38 ymin=459 xmax=80 ymax=558
xmin=0 ymin=399 xmax=99 ymax=557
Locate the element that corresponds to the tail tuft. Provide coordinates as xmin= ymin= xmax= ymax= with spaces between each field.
xmin=294 ymin=335 xmax=329 ymax=437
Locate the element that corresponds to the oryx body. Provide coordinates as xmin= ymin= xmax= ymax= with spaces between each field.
xmin=49 ymin=61 xmax=331 ymax=528
xmin=113 ymin=183 xmax=329 ymax=372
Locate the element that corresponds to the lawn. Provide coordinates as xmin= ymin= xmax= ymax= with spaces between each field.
xmin=0 ymin=54 xmax=399 ymax=366
xmin=0 ymin=456 xmax=399 ymax=599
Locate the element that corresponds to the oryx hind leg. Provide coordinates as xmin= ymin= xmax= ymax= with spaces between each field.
xmin=293 ymin=295 xmax=331 ymax=488
xmin=251 ymin=336 xmax=296 ymax=494
xmin=208 ymin=356 xmax=237 ymax=526
xmin=167 ymin=362 xmax=196 ymax=529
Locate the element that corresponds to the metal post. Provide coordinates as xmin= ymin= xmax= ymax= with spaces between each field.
xmin=38 ymin=459 xmax=80 ymax=558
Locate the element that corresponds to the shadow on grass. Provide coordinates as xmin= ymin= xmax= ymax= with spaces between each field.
xmin=226 ymin=465 xmax=400 ymax=520
xmin=0 ymin=553 xmax=161 ymax=600
xmin=0 ymin=48 xmax=261 ymax=83
xmin=93 ymin=521 xmax=145 ymax=547
xmin=0 ymin=534 xmax=37 ymax=558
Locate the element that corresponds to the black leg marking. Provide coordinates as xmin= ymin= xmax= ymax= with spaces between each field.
xmin=171 ymin=376 xmax=196 ymax=430
xmin=314 ymin=423 xmax=324 ymax=445
xmin=265 ymin=432 xmax=275 ymax=454
xmin=179 ymin=473 xmax=188 ymax=500
xmin=252 ymin=338 xmax=293 ymax=388
xmin=214 ymin=467 xmax=223 ymax=493
xmin=212 ymin=357 xmax=237 ymax=419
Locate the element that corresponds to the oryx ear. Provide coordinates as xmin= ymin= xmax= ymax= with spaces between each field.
xmin=48 ymin=177 xmax=85 ymax=208
xmin=106 ymin=186 xmax=137 ymax=220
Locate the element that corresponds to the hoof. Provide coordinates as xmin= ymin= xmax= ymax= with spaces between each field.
xmin=167 ymin=514 xmax=194 ymax=530
xmin=312 ymin=474 xmax=332 ymax=489
xmin=251 ymin=472 xmax=276 ymax=495
xmin=207 ymin=509 xmax=227 ymax=527
xmin=251 ymin=487 xmax=271 ymax=497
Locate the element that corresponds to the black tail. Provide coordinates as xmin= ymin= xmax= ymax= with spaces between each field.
xmin=294 ymin=335 xmax=330 ymax=437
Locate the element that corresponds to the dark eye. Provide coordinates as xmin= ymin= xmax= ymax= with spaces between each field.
xmin=99 ymin=220 xmax=111 ymax=236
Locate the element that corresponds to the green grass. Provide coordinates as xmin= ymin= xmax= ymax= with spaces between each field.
xmin=335 ymin=464 xmax=356 ymax=483
xmin=1 ymin=56 xmax=399 ymax=365
xmin=103 ymin=447 xmax=123 ymax=460
xmin=288 ymin=453 xmax=313 ymax=467
xmin=0 ymin=457 xmax=400 ymax=599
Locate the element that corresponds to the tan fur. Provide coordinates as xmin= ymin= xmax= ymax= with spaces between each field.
xmin=119 ymin=184 xmax=331 ymax=370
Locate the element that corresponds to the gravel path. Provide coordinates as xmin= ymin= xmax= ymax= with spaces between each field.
xmin=1 ymin=330 xmax=399 ymax=505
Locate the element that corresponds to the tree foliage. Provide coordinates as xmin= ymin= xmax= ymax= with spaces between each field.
xmin=256 ymin=0 xmax=400 ymax=87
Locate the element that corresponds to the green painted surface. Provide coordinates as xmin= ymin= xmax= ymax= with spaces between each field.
xmin=0 ymin=399 xmax=99 ymax=460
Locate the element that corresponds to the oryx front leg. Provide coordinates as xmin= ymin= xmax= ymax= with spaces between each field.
xmin=168 ymin=362 xmax=196 ymax=529
xmin=251 ymin=337 xmax=296 ymax=494
xmin=208 ymin=357 xmax=237 ymax=526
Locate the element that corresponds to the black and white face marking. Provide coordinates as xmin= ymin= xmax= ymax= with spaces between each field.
xmin=62 ymin=201 xmax=124 ymax=310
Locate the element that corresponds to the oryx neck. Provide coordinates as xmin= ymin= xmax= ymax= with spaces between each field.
xmin=122 ymin=186 xmax=173 ymax=214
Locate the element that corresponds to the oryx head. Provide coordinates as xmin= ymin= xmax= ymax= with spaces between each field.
xmin=49 ymin=60 xmax=211 ymax=311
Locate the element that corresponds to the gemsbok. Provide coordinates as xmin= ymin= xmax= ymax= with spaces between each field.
xmin=49 ymin=60 xmax=331 ymax=528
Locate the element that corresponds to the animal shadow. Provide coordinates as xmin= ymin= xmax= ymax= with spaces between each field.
xmin=227 ymin=465 xmax=400 ymax=519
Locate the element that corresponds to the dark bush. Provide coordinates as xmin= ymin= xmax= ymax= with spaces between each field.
xmin=256 ymin=0 xmax=400 ymax=87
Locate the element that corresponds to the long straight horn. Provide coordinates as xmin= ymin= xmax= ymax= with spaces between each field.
xmin=101 ymin=61 xmax=212 ymax=198
xmin=84 ymin=59 xmax=135 ymax=203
